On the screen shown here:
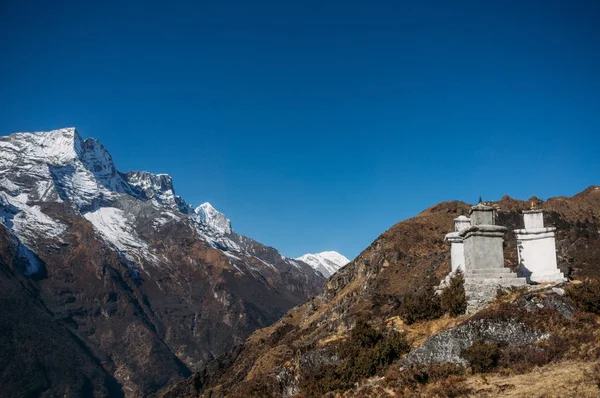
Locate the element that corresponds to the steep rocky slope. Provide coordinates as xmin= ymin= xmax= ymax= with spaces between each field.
xmin=0 ymin=128 xmax=325 ymax=397
xmin=162 ymin=186 xmax=600 ymax=397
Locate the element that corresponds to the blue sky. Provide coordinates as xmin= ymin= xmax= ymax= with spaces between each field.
xmin=1 ymin=0 xmax=598 ymax=259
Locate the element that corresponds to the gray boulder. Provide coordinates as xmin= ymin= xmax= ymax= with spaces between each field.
xmin=403 ymin=318 xmax=547 ymax=366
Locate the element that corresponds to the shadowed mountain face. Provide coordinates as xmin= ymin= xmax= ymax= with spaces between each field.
xmin=0 ymin=128 xmax=325 ymax=397
xmin=161 ymin=186 xmax=600 ymax=397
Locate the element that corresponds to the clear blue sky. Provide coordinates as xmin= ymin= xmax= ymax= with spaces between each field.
xmin=1 ymin=1 xmax=598 ymax=259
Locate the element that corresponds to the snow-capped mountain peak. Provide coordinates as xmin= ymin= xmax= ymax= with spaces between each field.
xmin=296 ymin=251 xmax=350 ymax=277
xmin=1 ymin=127 xmax=83 ymax=167
xmin=195 ymin=202 xmax=232 ymax=235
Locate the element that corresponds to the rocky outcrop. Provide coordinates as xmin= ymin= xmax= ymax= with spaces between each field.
xmin=403 ymin=319 xmax=545 ymax=366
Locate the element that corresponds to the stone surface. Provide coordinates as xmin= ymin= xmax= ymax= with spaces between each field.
xmin=464 ymin=276 xmax=526 ymax=313
xmin=469 ymin=203 xmax=496 ymax=226
xmin=515 ymin=291 xmax=577 ymax=319
xmin=461 ymin=225 xmax=507 ymax=270
xmin=403 ymin=318 xmax=546 ymax=366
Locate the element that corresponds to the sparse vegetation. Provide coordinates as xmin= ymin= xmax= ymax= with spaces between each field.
xmin=567 ymin=278 xmax=600 ymax=314
xmin=228 ymin=374 xmax=280 ymax=398
xmin=384 ymin=363 xmax=468 ymax=395
xmin=398 ymin=285 xmax=443 ymax=324
xmin=441 ymin=270 xmax=467 ymax=316
xmin=461 ymin=340 xmax=501 ymax=374
xmin=428 ymin=375 xmax=474 ymax=398
xmin=299 ymin=320 xmax=410 ymax=395
xmin=498 ymin=345 xmax=551 ymax=373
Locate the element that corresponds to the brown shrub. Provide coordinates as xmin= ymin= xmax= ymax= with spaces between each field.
xmin=398 ymin=285 xmax=443 ymax=325
xmin=427 ymin=375 xmax=473 ymax=398
xmin=339 ymin=319 xmax=381 ymax=356
xmin=299 ymin=321 xmax=410 ymax=395
xmin=461 ymin=341 xmax=501 ymax=374
xmin=298 ymin=363 xmax=350 ymax=396
xmin=498 ymin=345 xmax=551 ymax=373
xmin=441 ymin=270 xmax=467 ymax=317
xmin=469 ymin=302 xmax=528 ymax=324
xmin=567 ymin=278 xmax=600 ymax=314
xmin=228 ymin=374 xmax=280 ymax=398
xmin=384 ymin=363 xmax=465 ymax=390
xmin=338 ymin=321 xmax=410 ymax=383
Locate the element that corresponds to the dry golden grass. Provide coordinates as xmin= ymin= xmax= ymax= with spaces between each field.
xmin=246 ymin=344 xmax=294 ymax=380
xmin=460 ymin=360 xmax=600 ymax=397
xmin=385 ymin=314 xmax=466 ymax=348
xmin=333 ymin=360 xmax=600 ymax=398
xmin=318 ymin=331 xmax=349 ymax=347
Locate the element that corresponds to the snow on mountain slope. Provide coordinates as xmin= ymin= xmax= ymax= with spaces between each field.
xmin=83 ymin=207 xmax=154 ymax=264
xmin=195 ymin=202 xmax=232 ymax=235
xmin=0 ymin=127 xmax=321 ymax=280
xmin=296 ymin=251 xmax=350 ymax=277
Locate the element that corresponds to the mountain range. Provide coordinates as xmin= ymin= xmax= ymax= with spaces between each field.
xmin=0 ymin=128 xmax=346 ymax=397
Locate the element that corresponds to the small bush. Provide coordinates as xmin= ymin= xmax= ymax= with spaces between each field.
xmin=461 ymin=341 xmax=501 ymax=374
xmin=228 ymin=374 xmax=280 ymax=398
xmin=384 ymin=363 xmax=465 ymax=390
xmin=428 ymin=375 xmax=473 ymax=398
xmin=339 ymin=321 xmax=410 ymax=382
xmin=300 ymin=321 xmax=410 ymax=394
xmin=567 ymin=278 xmax=600 ymax=314
xmin=298 ymin=363 xmax=350 ymax=396
xmin=441 ymin=270 xmax=467 ymax=316
xmin=398 ymin=285 xmax=443 ymax=324
xmin=499 ymin=345 xmax=550 ymax=373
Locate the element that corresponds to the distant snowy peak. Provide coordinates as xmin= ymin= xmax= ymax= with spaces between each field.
xmin=195 ymin=202 xmax=232 ymax=235
xmin=296 ymin=251 xmax=350 ymax=277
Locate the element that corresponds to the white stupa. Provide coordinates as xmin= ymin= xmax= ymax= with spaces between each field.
xmin=444 ymin=215 xmax=471 ymax=273
xmin=514 ymin=206 xmax=565 ymax=283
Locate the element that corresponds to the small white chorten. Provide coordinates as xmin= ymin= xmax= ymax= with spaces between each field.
xmin=514 ymin=208 xmax=565 ymax=283
xmin=444 ymin=215 xmax=471 ymax=273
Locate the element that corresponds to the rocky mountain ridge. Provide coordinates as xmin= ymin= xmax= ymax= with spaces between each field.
xmin=0 ymin=127 xmax=326 ymax=397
